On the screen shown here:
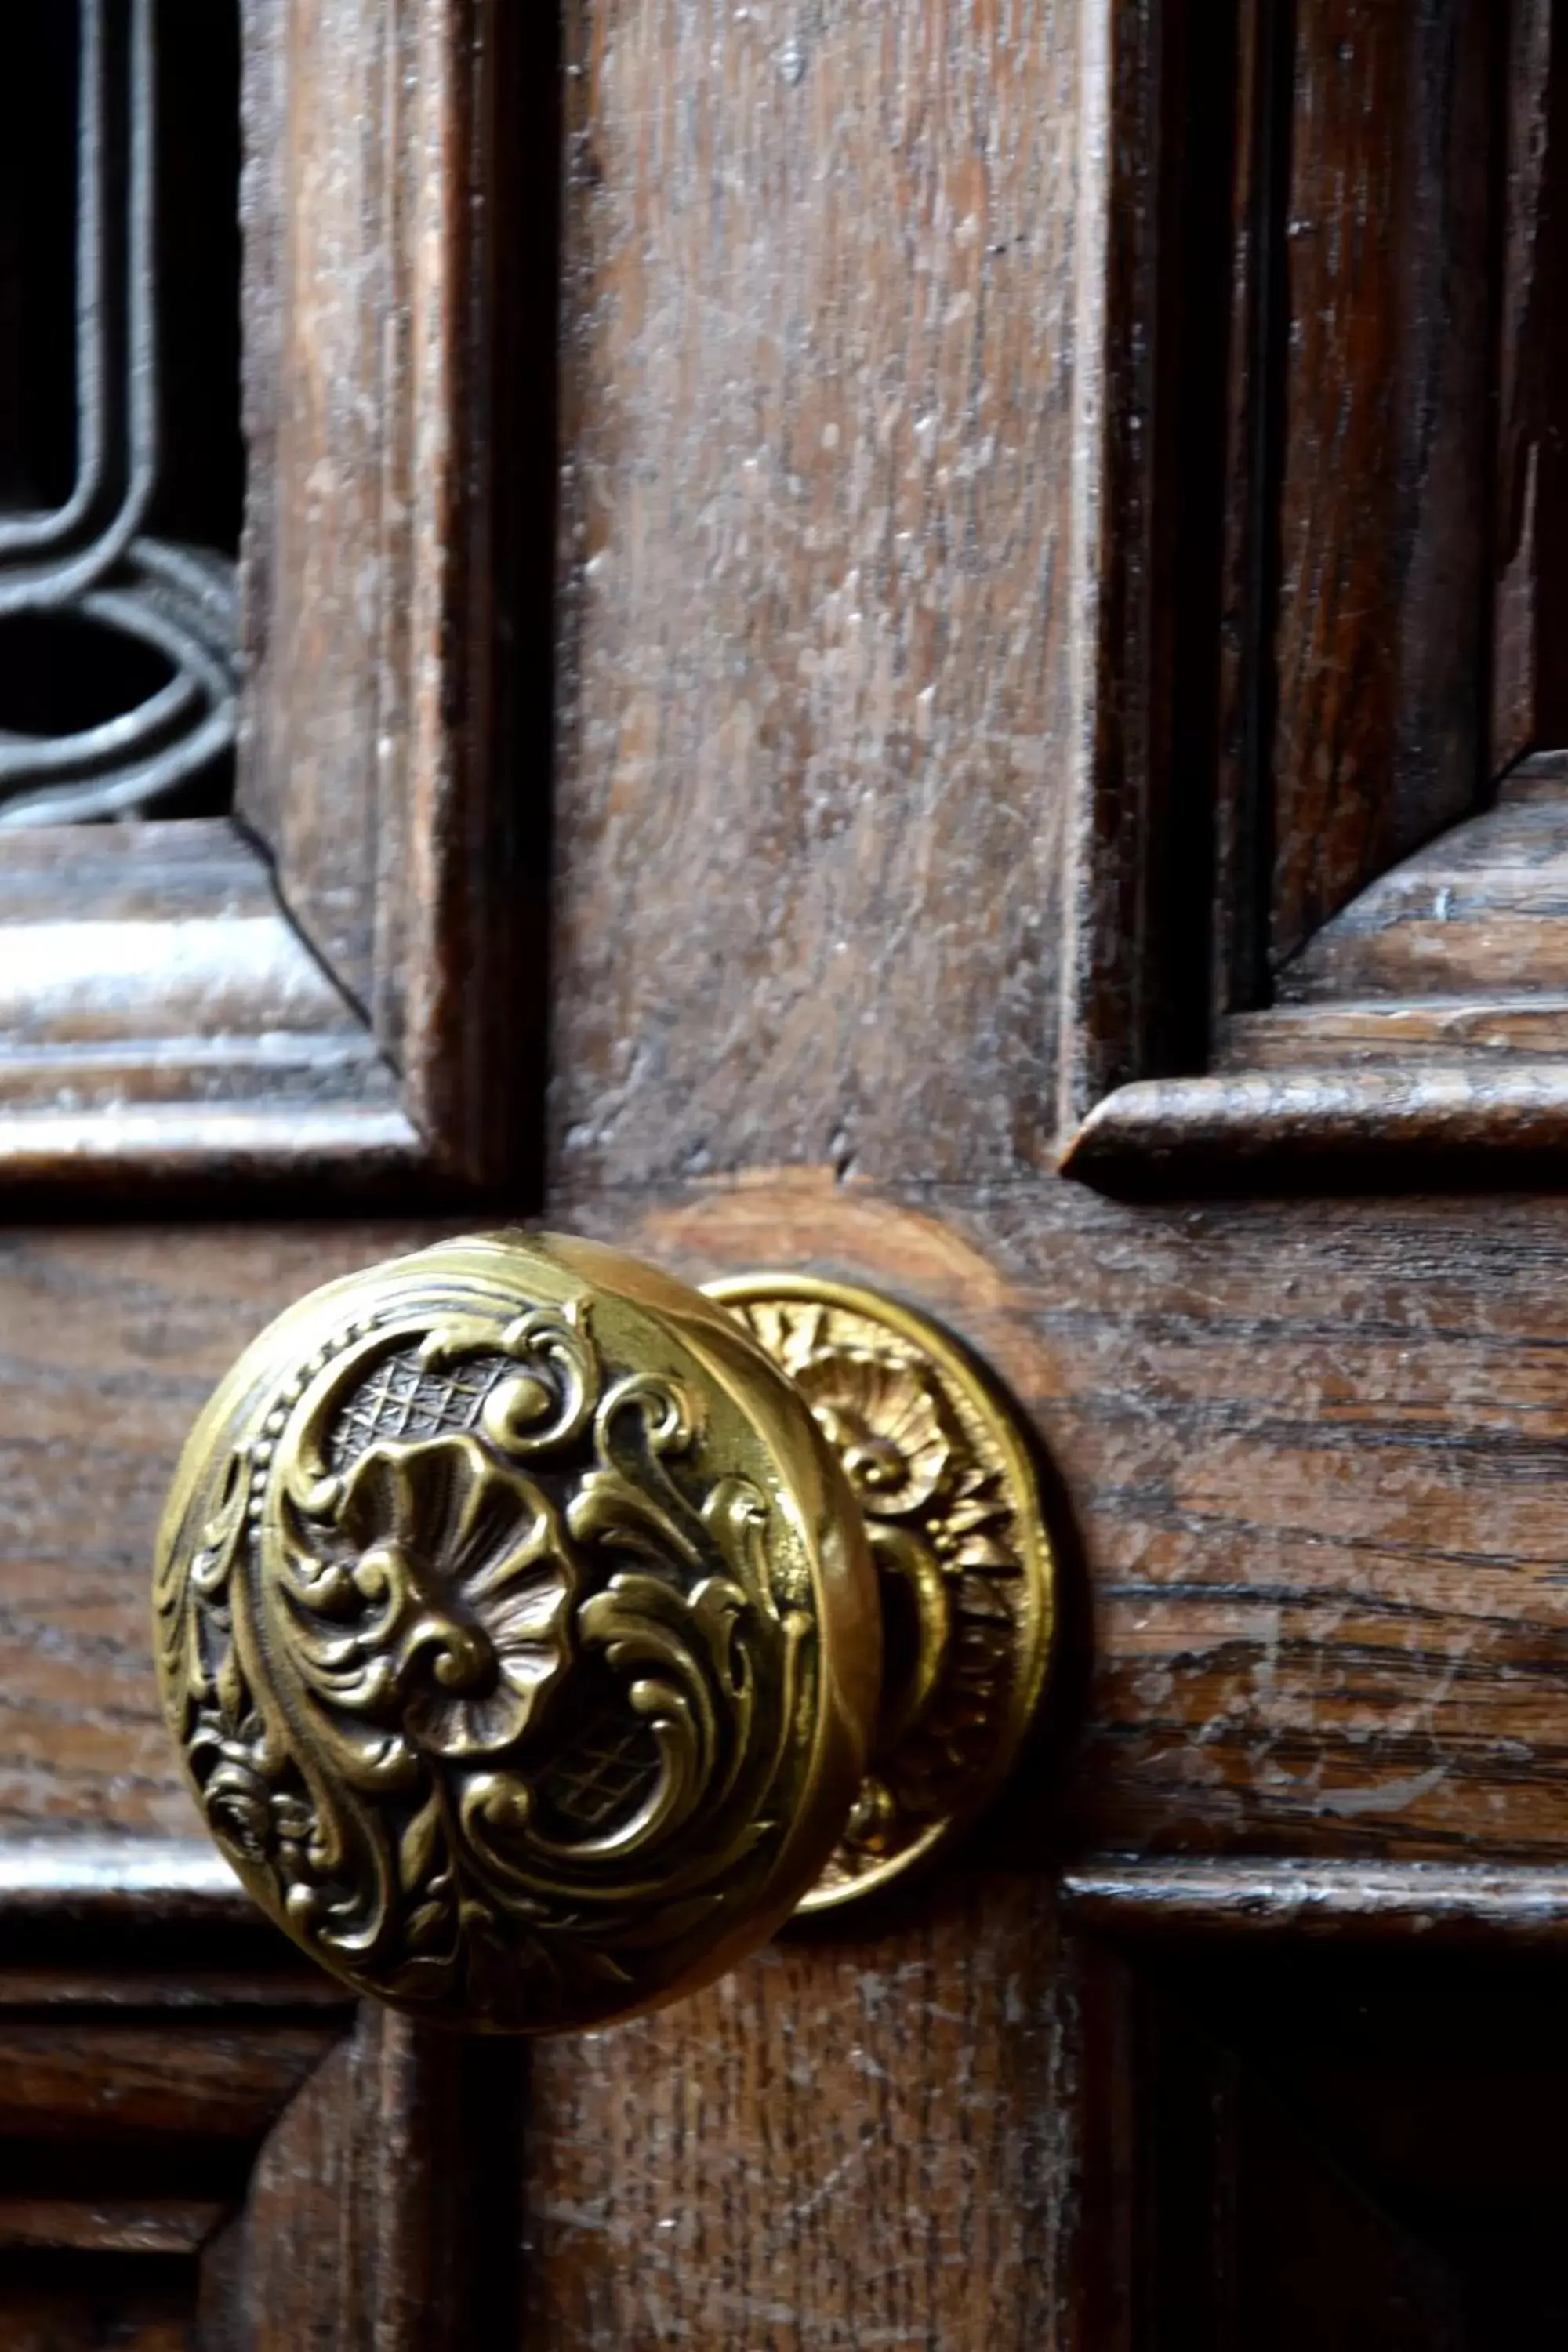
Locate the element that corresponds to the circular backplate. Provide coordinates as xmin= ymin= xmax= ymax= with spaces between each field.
xmin=705 ymin=1274 xmax=1056 ymax=1910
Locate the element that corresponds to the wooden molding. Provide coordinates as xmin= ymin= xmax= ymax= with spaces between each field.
xmin=0 ymin=0 xmax=539 ymax=1201
xmin=1065 ymin=757 xmax=1568 ymax=1184
xmin=0 ymin=1845 xmax=521 ymax=2347
xmin=0 ymin=822 xmax=423 ymax=1188
xmin=1064 ymin=1859 xmax=1568 ymax=1943
xmin=1062 ymin=3 xmax=1568 ymax=1188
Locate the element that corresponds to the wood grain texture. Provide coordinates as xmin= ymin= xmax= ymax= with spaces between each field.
xmin=238 ymin=0 xmax=529 ymax=1184
xmin=522 ymin=1873 xmax=1071 ymax=2351
xmin=550 ymin=0 xmax=1084 ymax=1187
xmin=1259 ymin=0 xmax=1497 ymax=971
xmin=1066 ymin=0 xmax=1516 ymax=1114
xmin=1276 ymin=768 xmax=1568 ymax=1005
xmin=0 ymin=1222 xmax=443 ymax=1838
xmin=205 ymin=2005 xmax=524 ymax=2352
xmin=0 ymin=826 xmax=376 ymax=1065
xmin=1494 ymin=0 xmax=1568 ymax=766
xmin=1065 ymin=1859 xmax=1568 ymax=1942
xmin=1065 ymin=1062 xmax=1568 ymax=1177
xmin=1217 ymin=1001 xmax=1568 ymax=1072
xmin=0 ymin=1895 xmax=347 ymax=2352
xmin=1202 ymin=761 xmax=1568 ymax=1076
xmin=0 ymin=2020 xmax=332 ymax=2143
xmin=0 ymin=2201 xmax=225 ymax=2253
xmin=0 ymin=1 xmax=534 ymax=1196
xmin=590 ymin=1178 xmax=1568 ymax=1863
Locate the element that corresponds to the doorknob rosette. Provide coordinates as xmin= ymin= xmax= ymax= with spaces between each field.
xmin=154 ymin=1234 xmax=1054 ymax=2032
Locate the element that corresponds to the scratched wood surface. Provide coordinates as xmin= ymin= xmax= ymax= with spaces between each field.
xmin=237 ymin=0 xmax=531 ymax=1185
xmin=550 ymin=0 xmax=1083 ymax=1188
xmin=1495 ymin=0 xmax=1568 ymax=765
xmin=521 ymin=1874 xmax=1071 ymax=2350
xmin=1258 ymin=0 xmax=1498 ymax=974
xmin=0 ymin=1873 xmax=347 ymax=2352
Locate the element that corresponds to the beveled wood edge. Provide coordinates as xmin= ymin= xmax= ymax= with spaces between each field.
xmin=20 ymin=1841 xmax=1568 ymax=1981
xmin=0 ymin=1838 xmax=247 ymax=1907
xmin=0 ymin=818 xmax=445 ymax=1196
xmin=1062 ymin=1857 xmax=1568 ymax=1942
xmin=0 ymin=1835 xmax=350 ymax=2004
xmin=0 ymin=1102 xmax=427 ymax=1190
xmin=1061 ymin=1064 xmax=1568 ymax=1187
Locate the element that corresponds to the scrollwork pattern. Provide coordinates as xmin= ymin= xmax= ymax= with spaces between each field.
xmin=721 ymin=1289 xmax=1052 ymax=1907
xmin=155 ymin=1282 xmax=813 ymax=2029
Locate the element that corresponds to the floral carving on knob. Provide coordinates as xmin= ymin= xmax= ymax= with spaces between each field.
xmin=304 ymin=1437 xmax=579 ymax=1761
xmin=714 ymin=1280 xmax=1054 ymax=1910
xmin=790 ymin=1348 xmax=951 ymax=1514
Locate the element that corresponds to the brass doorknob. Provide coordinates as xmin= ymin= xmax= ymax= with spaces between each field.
xmin=154 ymin=1234 xmax=1054 ymax=2032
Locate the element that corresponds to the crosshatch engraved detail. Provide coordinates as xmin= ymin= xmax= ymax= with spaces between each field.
xmin=327 ymin=1348 xmax=519 ymax=1465
xmin=538 ymin=1704 xmax=664 ymax=1835
xmin=1 ymin=0 xmax=240 ymax=822
xmin=714 ymin=1283 xmax=1055 ymax=1909
xmin=154 ymin=1248 xmax=829 ymax=2033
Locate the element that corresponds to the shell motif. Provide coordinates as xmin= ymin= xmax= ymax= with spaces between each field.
xmin=791 ymin=1348 xmax=951 ymax=1517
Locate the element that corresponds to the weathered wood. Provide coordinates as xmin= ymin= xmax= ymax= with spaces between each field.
xmin=1258 ymin=0 xmax=1498 ymax=974
xmin=550 ymin=0 xmax=1083 ymax=1187
xmin=1071 ymin=757 xmax=1568 ymax=1168
xmin=0 ymin=1889 xmax=348 ymax=2352
xmin=204 ymin=2006 xmax=524 ymax=2352
xmin=1071 ymin=0 xmax=1508 ymax=1098
xmin=0 ymin=2020 xmax=332 ymax=2143
xmin=0 ymin=1839 xmax=342 ymax=2013
xmin=1064 ymin=1063 xmax=1568 ymax=1178
xmin=1276 ymin=768 xmax=1568 ymax=1005
xmin=585 ymin=1178 xmax=1568 ymax=1863
xmin=238 ymin=0 xmax=531 ymax=1185
xmin=1494 ymin=0 xmax=1568 ymax=767
xmin=522 ymin=1873 xmax=1070 ymax=2350
xmin=0 ymin=822 xmax=416 ymax=1181
xmin=0 ymin=1222 xmax=439 ymax=1839
xmin=1217 ymin=1003 xmax=1568 ymax=1071
xmin=0 ymin=0 xmax=535 ymax=1200
xmin=1065 ymin=1860 xmax=1568 ymax=1942
xmin=9 ymin=0 xmax=1568 ymax=2336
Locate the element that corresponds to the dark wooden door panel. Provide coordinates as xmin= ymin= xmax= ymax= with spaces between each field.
xmin=1111 ymin=1955 xmax=1469 ymax=2350
xmin=521 ymin=1876 xmax=1068 ymax=2350
xmin=1098 ymin=1938 xmax=1568 ymax=2346
xmin=9 ymin=0 xmax=1568 ymax=2339
xmin=0 ymin=1869 xmax=523 ymax=2350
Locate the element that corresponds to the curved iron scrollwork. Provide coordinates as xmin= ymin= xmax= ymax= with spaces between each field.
xmin=0 ymin=0 xmax=238 ymax=825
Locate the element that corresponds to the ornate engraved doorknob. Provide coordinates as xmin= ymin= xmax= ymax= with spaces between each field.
xmin=154 ymin=1235 xmax=1054 ymax=2032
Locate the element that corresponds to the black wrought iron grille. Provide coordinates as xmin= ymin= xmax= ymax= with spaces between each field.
xmin=0 ymin=0 xmax=241 ymax=824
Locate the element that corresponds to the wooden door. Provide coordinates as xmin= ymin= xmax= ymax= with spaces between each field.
xmin=7 ymin=0 xmax=1568 ymax=2344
